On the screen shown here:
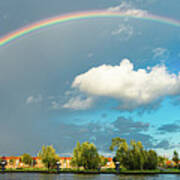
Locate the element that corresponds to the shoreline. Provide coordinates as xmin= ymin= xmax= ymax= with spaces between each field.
xmin=1 ymin=170 xmax=180 ymax=175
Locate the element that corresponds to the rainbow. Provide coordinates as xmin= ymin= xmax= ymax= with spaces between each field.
xmin=0 ymin=10 xmax=180 ymax=46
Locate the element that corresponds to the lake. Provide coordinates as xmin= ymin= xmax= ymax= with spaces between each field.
xmin=0 ymin=174 xmax=180 ymax=180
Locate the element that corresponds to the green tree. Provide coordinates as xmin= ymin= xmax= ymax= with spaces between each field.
xmin=172 ymin=150 xmax=179 ymax=165
xmin=110 ymin=137 xmax=128 ymax=168
xmin=71 ymin=141 xmax=82 ymax=168
xmin=110 ymin=137 xmax=158 ymax=170
xmin=9 ymin=159 xmax=15 ymax=165
xmin=143 ymin=150 xmax=158 ymax=170
xmin=21 ymin=153 xmax=33 ymax=166
xmin=100 ymin=156 xmax=108 ymax=167
xmin=123 ymin=140 xmax=144 ymax=170
xmin=38 ymin=145 xmax=59 ymax=169
xmin=71 ymin=141 xmax=101 ymax=169
xmin=158 ymin=156 xmax=166 ymax=167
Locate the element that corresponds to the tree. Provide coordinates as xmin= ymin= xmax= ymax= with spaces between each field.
xmin=110 ymin=137 xmax=128 ymax=168
xmin=38 ymin=145 xmax=59 ymax=169
xmin=21 ymin=153 xmax=33 ymax=166
xmin=128 ymin=141 xmax=144 ymax=170
xmin=9 ymin=159 xmax=15 ymax=166
xmin=71 ymin=141 xmax=82 ymax=168
xmin=33 ymin=159 xmax=37 ymax=167
xmin=158 ymin=156 xmax=166 ymax=167
xmin=71 ymin=141 xmax=101 ymax=169
xmin=143 ymin=150 xmax=158 ymax=170
xmin=100 ymin=156 xmax=109 ymax=167
xmin=172 ymin=150 xmax=179 ymax=165
xmin=110 ymin=137 xmax=158 ymax=170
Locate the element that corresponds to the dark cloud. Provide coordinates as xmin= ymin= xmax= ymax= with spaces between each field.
xmin=171 ymin=96 xmax=180 ymax=106
xmin=53 ymin=117 xmax=176 ymax=153
xmin=158 ymin=123 xmax=180 ymax=133
xmin=48 ymin=116 xmax=154 ymax=154
xmin=52 ymin=117 xmax=174 ymax=153
xmin=155 ymin=140 xmax=171 ymax=150
xmin=116 ymin=99 xmax=163 ymax=115
xmin=113 ymin=116 xmax=150 ymax=134
xmin=121 ymin=133 xmax=154 ymax=149
xmin=101 ymin=113 xmax=108 ymax=118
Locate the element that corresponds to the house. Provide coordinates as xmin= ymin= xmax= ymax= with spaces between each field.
xmin=0 ymin=156 xmax=114 ymax=169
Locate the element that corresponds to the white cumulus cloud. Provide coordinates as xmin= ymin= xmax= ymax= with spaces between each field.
xmin=62 ymin=96 xmax=94 ymax=110
xmin=71 ymin=59 xmax=180 ymax=111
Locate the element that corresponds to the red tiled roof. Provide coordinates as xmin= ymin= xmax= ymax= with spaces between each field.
xmin=106 ymin=157 xmax=113 ymax=162
xmin=166 ymin=160 xmax=175 ymax=165
xmin=32 ymin=157 xmax=40 ymax=160
xmin=0 ymin=156 xmax=20 ymax=160
xmin=60 ymin=157 xmax=72 ymax=160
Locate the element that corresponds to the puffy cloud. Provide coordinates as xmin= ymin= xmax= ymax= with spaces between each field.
xmin=26 ymin=95 xmax=43 ymax=104
xmin=72 ymin=59 xmax=180 ymax=111
xmin=62 ymin=96 xmax=94 ymax=110
xmin=107 ymin=2 xmax=147 ymax=17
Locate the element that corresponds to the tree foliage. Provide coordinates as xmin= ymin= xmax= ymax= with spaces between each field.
xmin=71 ymin=141 xmax=101 ymax=169
xmin=100 ymin=156 xmax=109 ymax=167
xmin=172 ymin=150 xmax=179 ymax=165
xmin=110 ymin=137 xmax=158 ymax=170
xmin=38 ymin=145 xmax=59 ymax=169
xmin=21 ymin=153 xmax=33 ymax=166
xmin=158 ymin=156 xmax=166 ymax=167
xmin=9 ymin=159 xmax=15 ymax=165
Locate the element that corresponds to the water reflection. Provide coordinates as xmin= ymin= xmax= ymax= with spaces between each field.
xmin=0 ymin=174 xmax=180 ymax=180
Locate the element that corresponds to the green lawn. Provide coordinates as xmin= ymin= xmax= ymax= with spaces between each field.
xmin=0 ymin=168 xmax=180 ymax=174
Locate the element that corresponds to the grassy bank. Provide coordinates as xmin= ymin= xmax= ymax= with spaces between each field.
xmin=0 ymin=168 xmax=180 ymax=174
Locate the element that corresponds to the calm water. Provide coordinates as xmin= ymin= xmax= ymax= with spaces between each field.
xmin=0 ymin=174 xmax=179 ymax=180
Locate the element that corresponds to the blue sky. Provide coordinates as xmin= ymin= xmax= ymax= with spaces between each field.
xmin=0 ymin=0 xmax=180 ymax=157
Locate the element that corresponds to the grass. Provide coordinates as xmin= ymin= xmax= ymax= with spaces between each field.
xmin=1 ymin=168 xmax=180 ymax=174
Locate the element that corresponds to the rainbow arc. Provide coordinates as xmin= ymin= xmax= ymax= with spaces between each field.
xmin=0 ymin=11 xmax=180 ymax=46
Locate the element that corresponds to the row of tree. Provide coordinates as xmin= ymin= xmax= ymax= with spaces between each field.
xmin=15 ymin=137 xmax=179 ymax=170
xmin=19 ymin=146 xmax=59 ymax=169
xmin=110 ymin=137 xmax=158 ymax=170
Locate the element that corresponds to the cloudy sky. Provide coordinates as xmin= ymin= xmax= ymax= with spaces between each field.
xmin=0 ymin=0 xmax=180 ymax=157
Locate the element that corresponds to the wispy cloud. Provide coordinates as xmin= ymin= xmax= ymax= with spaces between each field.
xmin=107 ymin=2 xmax=147 ymax=17
xmin=26 ymin=95 xmax=43 ymax=104
xmin=152 ymin=48 xmax=170 ymax=60
xmin=112 ymin=24 xmax=134 ymax=40
xmin=51 ymin=101 xmax=62 ymax=110
xmin=88 ymin=53 xmax=94 ymax=58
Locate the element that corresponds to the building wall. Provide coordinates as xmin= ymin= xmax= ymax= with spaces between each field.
xmin=0 ymin=157 xmax=114 ymax=169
